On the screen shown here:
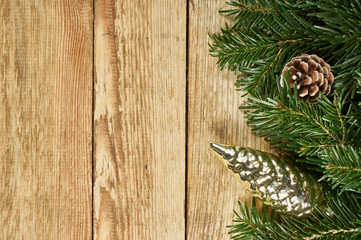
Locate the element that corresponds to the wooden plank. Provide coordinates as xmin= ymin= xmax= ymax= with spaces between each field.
xmin=93 ymin=0 xmax=186 ymax=239
xmin=0 ymin=1 xmax=93 ymax=239
xmin=187 ymin=0 xmax=272 ymax=239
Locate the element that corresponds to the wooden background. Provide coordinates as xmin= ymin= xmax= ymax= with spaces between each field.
xmin=0 ymin=0 xmax=270 ymax=239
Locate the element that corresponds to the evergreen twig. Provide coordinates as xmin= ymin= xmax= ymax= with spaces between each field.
xmin=229 ymin=193 xmax=361 ymax=240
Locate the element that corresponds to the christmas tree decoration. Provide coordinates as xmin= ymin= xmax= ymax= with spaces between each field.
xmin=280 ymin=54 xmax=334 ymax=103
xmin=209 ymin=0 xmax=361 ymax=238
xmin=210 ymin=143 xmax=324 ymax=217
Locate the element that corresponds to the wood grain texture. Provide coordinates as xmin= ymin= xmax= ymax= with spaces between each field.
xmin=0 ymin=0 xmax=274 ymax=238
xmin=93 ymin=0 xmax=186 ymax=239
xmin=187 ymin=0 xmax=272 ymax=239
xmin=0 ymin=1 xmax=93 ymax=239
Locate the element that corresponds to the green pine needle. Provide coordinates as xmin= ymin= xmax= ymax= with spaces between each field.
xmin=319 ymin=145 xmax=361 ymax=194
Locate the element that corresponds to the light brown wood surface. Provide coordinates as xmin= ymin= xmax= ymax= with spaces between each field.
xmin=93 ymin=0 xmax=186 ymax=239
xmin=0 ymin=0 xmax=271 ymax=239
xmin=0 ymin=0 xmax=93 ymax=239
xmin=187 ymin=1 xmax=271 ymax=239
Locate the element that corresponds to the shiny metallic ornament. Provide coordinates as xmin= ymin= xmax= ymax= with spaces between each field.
xmin=210 ymin=142 xmax=324 ymax=217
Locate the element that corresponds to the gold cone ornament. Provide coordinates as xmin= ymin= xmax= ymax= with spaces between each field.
xmin=281 ymin=54 xmax=334 ymax=103
xmin=210 ymin=142 xmax=324 ymax=217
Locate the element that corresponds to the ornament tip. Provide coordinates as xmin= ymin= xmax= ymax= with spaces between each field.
xmin=210 ymin=142 xmax=235 ymax=160
xmin=209 ymin=142 xmax=224 ymax=155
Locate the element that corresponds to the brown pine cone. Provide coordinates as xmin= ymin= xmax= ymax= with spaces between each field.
xmin=281 ymin=54 xmax=334 ymax=103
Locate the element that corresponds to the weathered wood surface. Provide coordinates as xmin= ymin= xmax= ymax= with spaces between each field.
xmin=93 ymin=0 xmax=186 ymax=239
xmin=0 ymin=0 xmax=272 ymax=239
xmin=187 ymin=0 xmax=271 ymax=239
xmin=0 ymin=0 xmax=93 ymax=239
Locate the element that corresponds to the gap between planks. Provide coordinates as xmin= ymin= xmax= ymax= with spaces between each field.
xmin=185 ymin=1 xmax=190 ymax=240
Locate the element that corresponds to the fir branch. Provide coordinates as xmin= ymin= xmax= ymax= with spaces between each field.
xmin=221 ymin=0 xmax=313 ymax=31
xmin=220 ymin=0 xmax=280 ymax=31
xmin=228 ymin=200 xmax=282 ymax=240
xmin=229 ymin=193 xmax=361 ymax=240
xmin=251 ymin=48 xmax=283 ymax=91
xmin=237 ymin=4 xmax=275 ymax=13
xmin=242 ymin=86 xmax=340 ymax=156
xmin=210 ymin=1 xmax=361 ymax=238
xmin=210 ymin=0 xmax=361 ymax=96
xmin=241 ymin=78 xmax=361 ymax=157
xmin=305 ymin=228 xmax=361 ymax=240
xmin=288 ymin=107 xmax=338 ymax=143
xmin=319 ymin=145 xmax=361 ymax=194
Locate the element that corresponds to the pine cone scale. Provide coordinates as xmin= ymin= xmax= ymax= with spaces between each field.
xmin=309 ymin=84 xmax=319 ymax=96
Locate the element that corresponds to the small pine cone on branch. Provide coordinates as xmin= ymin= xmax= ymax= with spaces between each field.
xmin=281 ymin=54 xmax=334 ymax=103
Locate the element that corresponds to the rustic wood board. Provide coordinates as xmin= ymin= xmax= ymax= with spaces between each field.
xmin=0 ymin=0 xmax=93 ymax=239
xmin=93 ymin=0 xmax=186 ymax=239
xmin=0 ymin=0 xmax=273 ymax=239
xmin=187 ymin=0 xmax=271 ymax=239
